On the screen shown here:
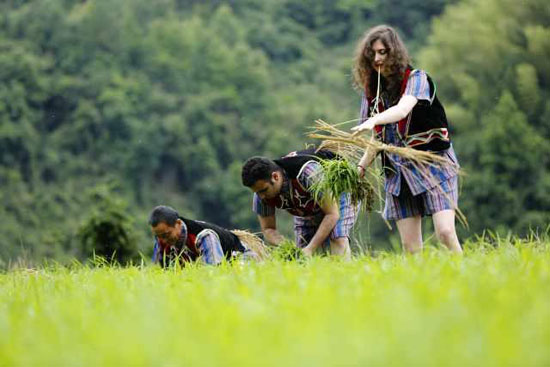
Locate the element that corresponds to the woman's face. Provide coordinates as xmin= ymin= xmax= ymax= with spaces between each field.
xmin=369 ymin=39 xmax=389 ymax=76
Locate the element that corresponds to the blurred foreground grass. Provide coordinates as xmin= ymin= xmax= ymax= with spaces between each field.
xmin=1 ymin=238 xmax=549 ymax=366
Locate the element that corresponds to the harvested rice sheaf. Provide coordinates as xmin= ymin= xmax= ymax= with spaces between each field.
xmin=231 ymin=230 xmax=270 ymax=261
xmin=311 ymin=158 xmax=376 ymax=213
xmin=308 ymin=119 xmax=467 ymax=227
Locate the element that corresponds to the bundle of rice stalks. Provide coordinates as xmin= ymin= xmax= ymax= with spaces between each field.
xmin=308 ymin=119 xmax=467 ymax=227
xmin=309 ymin=119 xmax=449 ymax=167
xmin=271 ymin=239 xmax=303 ymax=261
xmin=231 ymin=230 xmax=270 ymax=261
xmin=310 ymin=158 xmax=376 ymax=212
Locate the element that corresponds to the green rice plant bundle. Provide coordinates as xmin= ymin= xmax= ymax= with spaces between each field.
xmin=309 ymin=119 xmax=467 ymax=226
xmin=271 ymin=239 xmax=303 ymax=261
xmin=311 ymin=158 xmax=376 ymax=212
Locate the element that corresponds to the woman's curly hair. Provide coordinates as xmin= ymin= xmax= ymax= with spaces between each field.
xmin=352 ymin=25 xmax=411 ymax=103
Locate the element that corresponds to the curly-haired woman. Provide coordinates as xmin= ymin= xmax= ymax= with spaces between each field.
xmin=351 ymin=25 xmax=462 ymax=254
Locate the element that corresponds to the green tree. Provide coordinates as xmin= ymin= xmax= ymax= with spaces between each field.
xmin=419 ymin=0 xmax=550 ymax=234
xmin=0 ymin=0 xmax=474 ymax=262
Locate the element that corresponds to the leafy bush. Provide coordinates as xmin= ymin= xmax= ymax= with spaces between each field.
xmin=78 ymin=186 xmax=139 ymax=265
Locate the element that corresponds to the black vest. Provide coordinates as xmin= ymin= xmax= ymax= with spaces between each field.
xmin=274 ymin=148 xmax=336 ymax=179
xmin=263 ymin=148 xmax=336 ymax=217
xmin=370 ymin=69 xmax=451 ymax=152
xmin=403 ymin=73 xmax=451 ymax=151
xmin=157 ymin=217 xmax=245 ymax=267
xmin=181 ymin=217 xmax=246 ymax=258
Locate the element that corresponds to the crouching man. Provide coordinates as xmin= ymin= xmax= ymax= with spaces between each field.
xmin=149 ymin=205 xmax=264 ymax=266
xmin=241 ymin=148 xmax=359 ymax=259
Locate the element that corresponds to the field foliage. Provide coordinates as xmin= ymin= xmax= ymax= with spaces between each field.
xmin=1 ymin=238 xmax=549 ymax=366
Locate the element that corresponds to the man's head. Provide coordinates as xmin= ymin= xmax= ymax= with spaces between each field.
xmin=149 ymin=205 xmax=184 ymax=245
xmin=241 ymin=157 xmax=284 ymax=200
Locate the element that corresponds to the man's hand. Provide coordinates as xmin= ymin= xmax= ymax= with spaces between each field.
xmin=301 ymin=246 xmax=314 ymax=257
xmin=304 ymin=198 xmax=340 ymax=255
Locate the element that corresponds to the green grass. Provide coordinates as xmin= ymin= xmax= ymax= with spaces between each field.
xmin=1 ymin=239 xmax=549 ymax=366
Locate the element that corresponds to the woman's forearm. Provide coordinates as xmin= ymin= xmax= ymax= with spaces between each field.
xmin=372 ymin=95 xmax=417 ymax=125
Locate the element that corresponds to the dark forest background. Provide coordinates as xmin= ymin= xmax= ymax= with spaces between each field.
xmin=1 ymin=0 xmax=548 ymax=265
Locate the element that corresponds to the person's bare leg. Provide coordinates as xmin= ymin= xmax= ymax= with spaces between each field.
xmin=432 ymin=210 xmax=462 ymax=253
xmin=396 ymin=216 xmax=423 ymax=253
xmin=330 ymin=237 xmax=351 ymax=261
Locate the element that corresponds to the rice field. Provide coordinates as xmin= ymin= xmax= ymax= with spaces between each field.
xmin=1 ymin=238 xmax=549 ymax=366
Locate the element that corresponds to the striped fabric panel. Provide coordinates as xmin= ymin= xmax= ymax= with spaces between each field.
xmin=196 ymin=229 xmax=224 ymax=265
xmin=152 ymin=238 xmax=159 ymax=262
xmin=296 ymin=160 xmax=322 ymax=190
xmin=421 ymin=175 xmax=459 ymax=212
xmin=252 ymin=192 xmax=276 ymax=217
xmin=331 ymin=192 xmax=360 ymax=239
xmin=403 ymin=70 xmax=431 ymax=101
xmin=359 ymin=92 xmax=369 ymax=123
xmin=385 ymin=146 xmax=459 ymax=196
xmin=383 ymin=175 xmax=458 ymax=221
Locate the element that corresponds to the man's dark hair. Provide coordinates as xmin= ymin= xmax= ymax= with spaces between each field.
xmin=241 ymin=156 xmax=280 ymax=187
xmin=149 ymin=205 xmax=179 ymax=227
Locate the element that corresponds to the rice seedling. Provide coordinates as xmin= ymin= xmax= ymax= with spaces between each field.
xmin=310 ymin=157 xmax=377 ymax=212
xmin=270 ymin=239 xmax=304 ymax=261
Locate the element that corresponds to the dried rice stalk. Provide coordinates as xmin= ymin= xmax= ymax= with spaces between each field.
xmin=231 ymin=230 xmax=270 ymax=261
xmin=310 ymin=119 xmax=449 ymax=166
xmin=309 ymin=119 xmax=467 ymax=227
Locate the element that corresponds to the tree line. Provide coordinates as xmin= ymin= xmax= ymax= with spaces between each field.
xmin=0 ymin=0 xmax=548 ymax=264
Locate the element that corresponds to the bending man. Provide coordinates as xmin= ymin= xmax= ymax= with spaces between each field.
xmin=150 ymin=205 xmax=260 ymax=266
xmin=241 ymin=148 xmax=358 ymax=259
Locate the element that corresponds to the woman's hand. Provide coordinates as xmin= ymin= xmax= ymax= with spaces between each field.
xmin=351 ymin=117 xmax=377 ymax=134
xmin=353 ymin=95 xmax=418 ymax=135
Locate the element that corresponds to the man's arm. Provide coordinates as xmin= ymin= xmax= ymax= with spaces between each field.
xmin=301 ymin=197 xmax=340 ymax=256
xmin=258 ymin=214 xmax=285 ymax=245
xmin=152 ymin=238 xmax=159 ymax=263
xmin=196 ymin=230 xmax=224 ymax=265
